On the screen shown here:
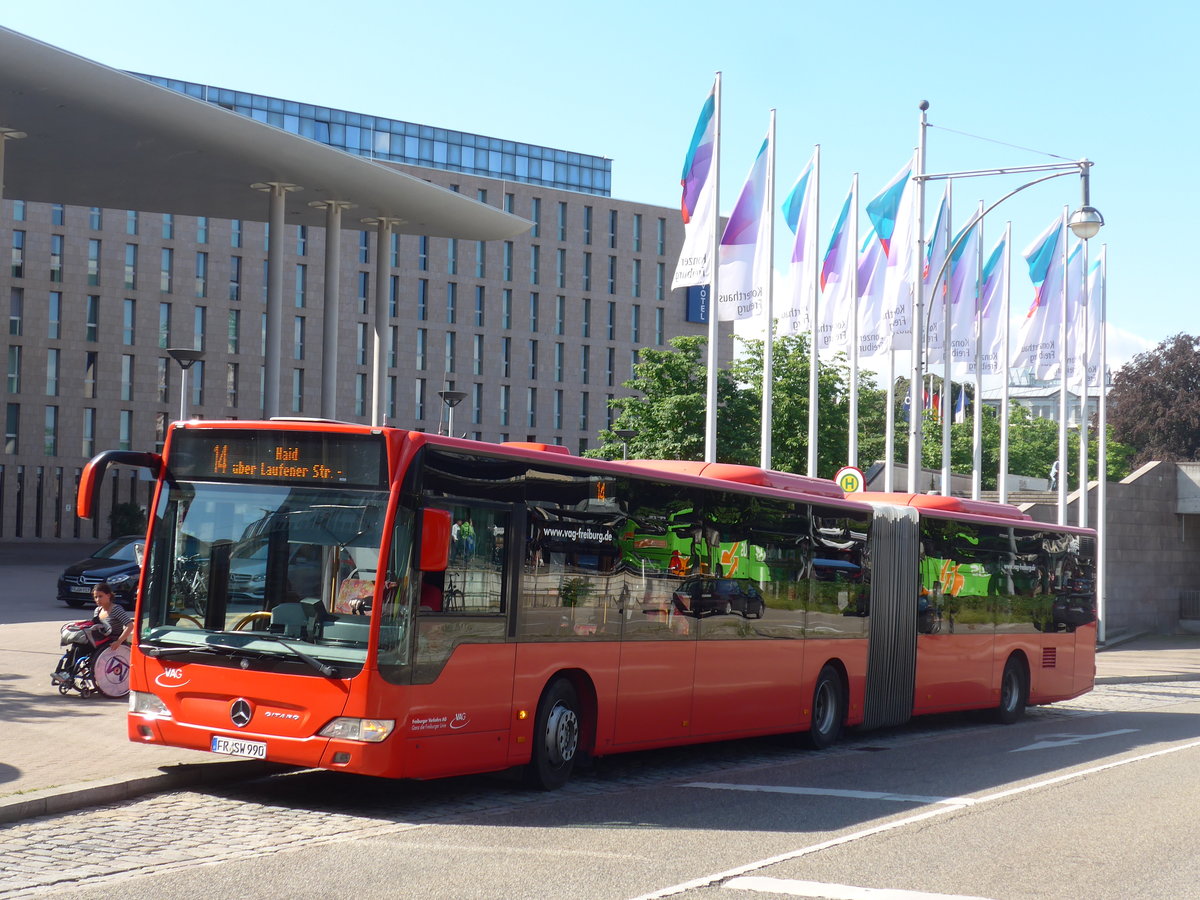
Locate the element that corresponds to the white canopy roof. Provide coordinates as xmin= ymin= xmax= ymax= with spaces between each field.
xmin=0 ymin=27 xmax=530 ymax=240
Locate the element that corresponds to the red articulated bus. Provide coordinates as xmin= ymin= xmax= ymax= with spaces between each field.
xmin=78 ymin=420 xmax=1097 ymax=790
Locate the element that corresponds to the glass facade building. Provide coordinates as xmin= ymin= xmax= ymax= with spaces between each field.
xmin=134 ymin=75 xmax=612 ymax=197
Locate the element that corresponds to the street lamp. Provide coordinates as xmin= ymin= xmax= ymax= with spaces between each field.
xmin=437 ymin=389 xmax=467 ymax=437
xmin=167 ymin=348 xmax=204 ymax=420
xmin=911 ymin=148 xmax=1104 ymax=501
xmin=613 ymin=428 xmax=638 ymax=460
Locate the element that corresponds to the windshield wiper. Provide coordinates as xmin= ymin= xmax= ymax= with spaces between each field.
xmin=139 ymin=642 xmax=245 ymax=658
xmin=239 ymin=632 xmax=340 ymax=678
xmin=141 ymin=633 xmax=339 ymax=677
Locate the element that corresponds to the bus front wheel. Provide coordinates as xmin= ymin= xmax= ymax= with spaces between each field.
xmin=807 ymin=665 xmax=845 ymax=750
xmin=526 ymin=678 xmax=581 ymax=791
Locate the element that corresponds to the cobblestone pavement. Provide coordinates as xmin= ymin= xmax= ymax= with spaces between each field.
xmin=3 ymin=681 xmax=1198 ymax=898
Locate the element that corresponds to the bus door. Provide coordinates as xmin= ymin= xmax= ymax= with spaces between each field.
xmin=404 ymin=500 xmax=516 ymax=778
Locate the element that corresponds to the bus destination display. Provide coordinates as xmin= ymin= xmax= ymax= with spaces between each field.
xmin=169 ymin=431 xmax=387 ymax=487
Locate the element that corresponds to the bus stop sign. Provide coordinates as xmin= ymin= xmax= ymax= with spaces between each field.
xmin=835 ymin=466 xmax=865 ymax=493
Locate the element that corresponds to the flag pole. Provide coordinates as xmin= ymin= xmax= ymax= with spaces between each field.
xmin=908 ymin=102 xmax=929 ymax=493
xmin=848 ymin=173 xmax=860 ymax=469
xmin=999 ymin=222 xmax=1012 ymax=505
xmin=807 ymin=145 xmax=821 ymax=477
xmin=940 ymin=182 xmax=953 ymax=495
xmin=704 ymin=72 xmax=723 ymax=464
xmin=760 ymin=110 xmax=777 ymax=470
xmin=1056 ymin=206 xmax=1069 ymax=524
xmin=1096 ymin=245 xmax=1107 ymax=644
xmin=971 ymin=201 xmax=984 ymax=500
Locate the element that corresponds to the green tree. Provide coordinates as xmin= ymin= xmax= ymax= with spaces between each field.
xmin=591 ymin=333 xmax=879 ymax=478
xmin=590 ymin=336 xmax=755 ymax=463
xmin=1108 ymin=333 xmax=1200 ymax=466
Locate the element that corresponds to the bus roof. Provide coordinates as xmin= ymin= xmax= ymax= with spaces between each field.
xmin=620 ymin=460 xmax=848 ymax=501
xmin=858 ymin=492 xmax=1032 ymax=521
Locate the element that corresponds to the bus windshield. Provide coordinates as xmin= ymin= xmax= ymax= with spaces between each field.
xmin=140 ymin=479 xmax=391 ymax=673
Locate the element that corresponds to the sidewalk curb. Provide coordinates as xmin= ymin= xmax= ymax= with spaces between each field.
xmin=1095 ymin=673 xmax=1200 ymax=686
xmin=0 ymin=759 xmax=291 ymax=826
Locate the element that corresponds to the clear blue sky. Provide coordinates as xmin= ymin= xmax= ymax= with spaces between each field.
xmin=6 ymin=1 xmax=1191 ymax=368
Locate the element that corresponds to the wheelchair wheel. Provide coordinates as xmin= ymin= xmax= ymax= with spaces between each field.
xmin=92 ymin=644 xmax=131 ymax=699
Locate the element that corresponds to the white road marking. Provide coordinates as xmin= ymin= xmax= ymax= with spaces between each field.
xmin=724 ymin=877 xmax=995 ymax=899
xmin=1010 ymin=728 xmax=1138 ymax=752
xmin=627 ymin=737 xmax=1200 ymax=900
xmin=686 ymin=783 xmax=975 ymax=807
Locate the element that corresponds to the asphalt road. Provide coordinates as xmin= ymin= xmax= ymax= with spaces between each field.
xmin=4 ymin=678 xmax=1199 ymax=899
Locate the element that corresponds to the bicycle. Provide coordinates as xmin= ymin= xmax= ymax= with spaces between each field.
xmin=443 ymin=573 xmax=465 ymax=612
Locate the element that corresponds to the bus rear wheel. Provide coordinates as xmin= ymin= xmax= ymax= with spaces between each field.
xmin=525 ymin=678 xmax=581 ymax=791
xmin=807 ymin=664 xmax=845 ymax=750
xmin=995 ymin=656 xmax=1028 ymax=724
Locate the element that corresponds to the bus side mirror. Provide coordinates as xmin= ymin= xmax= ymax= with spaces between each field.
xmin=78 ymin=450 xmax=163 ymax=520
xmin=418 ymin=508 xmax=452 ymax=572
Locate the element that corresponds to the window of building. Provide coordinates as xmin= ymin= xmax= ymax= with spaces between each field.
xmin=502 ymin=289 xmax=512 ymax=329
xmin=160 ymin=248 xmax=174 ymax=293
xmin=84 ymin=352 xmax=97 ymax=399
xmin=120 ymin=354 xmax=134 ymax=401
xmin=82 ymin=408 xmax=95 ymax=458
xmin=294 ymin=315 xmax=305 ymax=360
xmin=582 ymin=252 xmax=591 ymax=291
xmin=295 ymin=263 xmax=306 ymax=307
xmin=416 ymin=279 xmax=427 ymax=320
xmin=229 ymin=255 xmax=241 ymax=302
xmin=226 ymin=363 xmax=239 ymax=407
xmin=503 ymin=242 xmax=513 ymax=281
xmin=4 ymin=403 xmax=18 ymax=454
xmin=45 ymin=348 xmax=59 ymax=398
xmin=9 ymin=287 xmax=22 ymax=336
xmin=162 ymin=213 xmax=174 ymax=241
xmin=122 ymin=299 xmax=136 ymax=345
xmin=6 ymin=345 xmax=20 ymax=393
xmin=197 ymin=216 xmax=209 ymax=244
xmin=126 ymin=210 xmax=138 ymax=235
xmin=88 ymin=207 xmax=101 ymax=230
xmin=416 ymin=328 xmax=427 ymax=371
xmin=447 ymin=282 xmax=457 ymax=324
xmin=85 ymin=296 xmax=99 ymax=342
xmin=583 ymin=206 xmax=593 ymax=245
xmin=291 ymin=368 xmax=303 ymax=413
xmin=124 ymin=244 xmax=138 ymax=290
xmin=580 ymin=345 xmax=590 ymax=384
xmin=529 ymin=292 xmax=539 ymax=332
xmin=47 ymin=291 xmax=61 ymax=340
xmin=474 ymin=285 xmax=485 ymax=327
xmin=194 ymin=306 xmax=207 ymax=351
xmin=557 ymin=201 xmax=567 ymax=241
xmin=87 ymin=239 xmax=100 ymax=285
xmin=49 ymin=234 xmax=63 ymax=283
xmin=582 ymin=297 xmax=591 ymax=338
xmin=527 ymin=387 xmax=537 ymax=428
xmin=530 ymin=197 xmax=541 ymax=238
xmin=195 ymin=252 xmax=208 ymax=298
xmin=447 ymin=238 xmax=458 ymax=276
xmin=119 ymin=410 xmax=132 ymax=451
xmin=12 ymin=230 xmax=26 ymax=278
xmin=158 ymin=302 xmax=171 ymax=349
xmin=157 ymin=358 xmax=169 ymax=404
xmin=444 ymin=331 xmax=457 ymax=374
xmin=528 ymin=340 xmax=538 ymax=380
xmin=230 ymin=219 xmax=242 ymax=248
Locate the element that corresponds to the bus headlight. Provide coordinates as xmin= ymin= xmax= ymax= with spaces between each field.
xmin=129 ymin=691 xmax=172 ymax=718
xmin=318 ymin=717 xmax=394 ymax=742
